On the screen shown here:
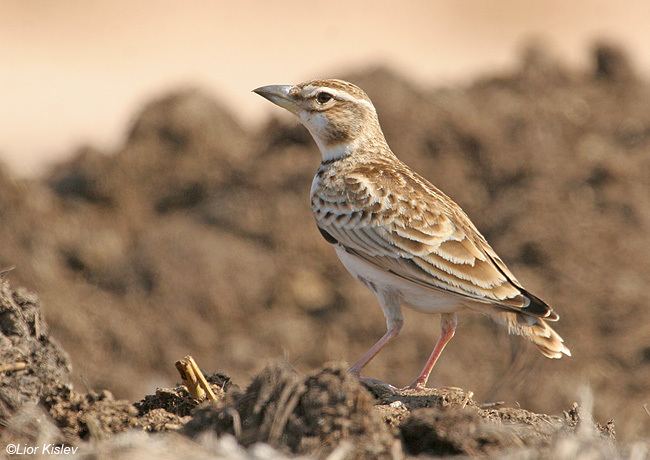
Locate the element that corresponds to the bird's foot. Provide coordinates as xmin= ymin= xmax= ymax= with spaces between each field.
xmin=400 ymin=380 xmax=429 ymax=392
xmin=353 ymin=375 xmax=399 ymax=394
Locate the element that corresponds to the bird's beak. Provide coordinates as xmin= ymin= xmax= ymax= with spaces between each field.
xmin=253 ymin=84 xmax=299 ymax=114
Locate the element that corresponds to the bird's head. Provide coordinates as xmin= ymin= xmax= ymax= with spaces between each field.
xmin=254 ymin=79 xmax=385 ymax=161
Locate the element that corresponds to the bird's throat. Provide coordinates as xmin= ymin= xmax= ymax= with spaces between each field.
xmin=315 ymin=132 xmax=389 ymax=163
xmin=318 ymin=139 xmax=357 ymax=163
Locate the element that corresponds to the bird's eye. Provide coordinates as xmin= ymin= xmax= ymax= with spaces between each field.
xmin=316 ymin=92 xmax=333 ymax=104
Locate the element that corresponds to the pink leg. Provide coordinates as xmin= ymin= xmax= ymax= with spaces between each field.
xmin=406 ymin=313 xmax=457 ymax=390
xmin=349 ymin=320 xmax=403 ymax=376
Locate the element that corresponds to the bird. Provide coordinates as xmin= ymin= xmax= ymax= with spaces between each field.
xmin=253 ymin=79 xmax=570 ymax=390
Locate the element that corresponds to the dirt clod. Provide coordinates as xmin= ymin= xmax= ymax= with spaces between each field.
xmin=400 ymin=407 xmax=508 ymax=457
xmin=41 ymin=384 xmax=139 ymax=442
xmin=185 ymin=363 xmax=398 ymax=459
xmin=0 ymin=278 xmax=70 ymax=423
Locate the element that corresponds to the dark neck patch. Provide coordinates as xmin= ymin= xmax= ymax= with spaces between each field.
xmin=320 ymin=154 xmax=350 ymax=166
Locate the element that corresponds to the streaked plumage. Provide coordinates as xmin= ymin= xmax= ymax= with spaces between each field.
xmin=254 ymin=79 xmax=570 ymax=390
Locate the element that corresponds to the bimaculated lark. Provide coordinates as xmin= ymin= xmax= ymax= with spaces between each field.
xmin=254 ymin=79 xmax=570 ymax=390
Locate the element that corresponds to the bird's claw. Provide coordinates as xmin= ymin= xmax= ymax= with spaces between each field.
xmin=401 ymin=381 xmax=428 ymax=392
xmin=355 ymin=375 xmax=399 ymax=393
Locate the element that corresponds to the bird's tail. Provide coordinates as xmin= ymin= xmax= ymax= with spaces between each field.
xmin=495 ymin=311 xmax=571 ymax=359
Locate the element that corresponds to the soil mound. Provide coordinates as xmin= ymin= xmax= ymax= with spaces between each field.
xmin=0 ymin=277 xmax=627 ymax=458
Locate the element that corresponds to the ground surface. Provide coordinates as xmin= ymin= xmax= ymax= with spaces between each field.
xmin=0 ymin=43 xmax=649 ymax=442
xmin=1 ymin=279 xmax=622 ymax=458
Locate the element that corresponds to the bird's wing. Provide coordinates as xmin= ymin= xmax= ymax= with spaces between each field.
xmin=312 ymin=160 xmax=556 ymax=319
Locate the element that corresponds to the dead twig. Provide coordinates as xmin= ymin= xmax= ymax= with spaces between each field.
xmin=175 ymin=355 xmax=218 ymax=402
xmin=480 ymin=401 xmax=505 ymax=409
xmin=0 ymin=266 xmax=15 ymax=277
xmin=0 ymin=362 xmax=27 ymax=373
xmin=268 ymin=380 xmax=305 ymax=443
xmin=461 ymin=390 xmax=474 ymax=408
xmin=82 ymin=414 xmax=105 ymax=440
xmin=225 ymin=407 xmax=242 ymax=439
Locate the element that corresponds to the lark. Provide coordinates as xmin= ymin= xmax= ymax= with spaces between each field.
xmin=254 ymin=79 xmax=570 ymax=390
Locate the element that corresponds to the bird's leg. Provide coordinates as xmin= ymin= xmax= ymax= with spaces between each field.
xmin=349 ymin=290 xmax=403 ymax=377
xmin=348 ymin=320 xmax=403 ymax=376
xmin=406 ymin=313 xmax=457 ymax=390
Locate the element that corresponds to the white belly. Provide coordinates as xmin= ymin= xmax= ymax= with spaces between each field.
xmin=334 ymin=246 xmax=465 ymax=315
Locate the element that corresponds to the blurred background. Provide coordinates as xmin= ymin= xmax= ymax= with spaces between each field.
xmin=1 ymin=0 xmax=649 ymax=441
xmin=3 ymin=0 xmax=650 ymax=175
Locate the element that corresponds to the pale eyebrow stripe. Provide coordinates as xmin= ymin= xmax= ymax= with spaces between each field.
xmin=301 ymin=85 xmax=375 ymax=110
